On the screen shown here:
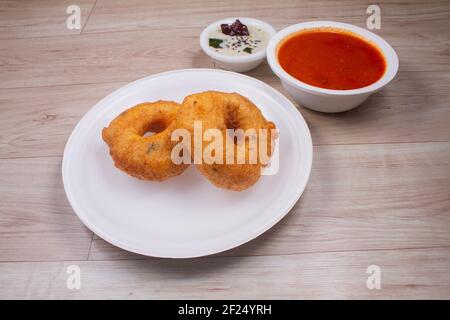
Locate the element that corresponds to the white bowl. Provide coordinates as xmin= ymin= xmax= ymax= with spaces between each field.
xmin=267 ymin=21 xmax=399 ymax=113
xmin=200 ymin=17 xmax=276 ymax=72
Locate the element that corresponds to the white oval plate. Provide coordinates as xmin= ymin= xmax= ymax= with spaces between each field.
xmin=62 ymin=69 xmax=313 ymax=258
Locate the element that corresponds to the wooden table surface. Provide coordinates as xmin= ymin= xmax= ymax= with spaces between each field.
xmin=1 ymin=0 xmax=449 ymax=299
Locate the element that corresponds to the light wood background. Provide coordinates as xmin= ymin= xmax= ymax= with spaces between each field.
xmin=0 ymin=0 xmax=449 ymax=299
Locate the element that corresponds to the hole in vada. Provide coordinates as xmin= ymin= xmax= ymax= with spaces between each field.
xmin=142 ymin=119 xmax=168 ymax=137
xmin=225 ymin=112 xmax=242 ymax=145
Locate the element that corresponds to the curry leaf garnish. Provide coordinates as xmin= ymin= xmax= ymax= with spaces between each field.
xmin=209 ymin=38 xmax=224 ymax=49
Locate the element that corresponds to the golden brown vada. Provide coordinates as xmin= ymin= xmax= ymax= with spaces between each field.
xmin=175 ymin=91 xmax=276 ymax=191
xmin=102 ymin=101 xmax=188 ymax=181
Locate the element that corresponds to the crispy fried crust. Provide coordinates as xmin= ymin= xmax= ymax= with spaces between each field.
xmin=102 ymin=101 xmax=188 ymax=181
xmin=176 ymin=91 xmax=277 ymax=191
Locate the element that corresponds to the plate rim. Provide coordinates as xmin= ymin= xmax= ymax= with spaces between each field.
xmin=62 ymin=68 xmax=313 ymax=258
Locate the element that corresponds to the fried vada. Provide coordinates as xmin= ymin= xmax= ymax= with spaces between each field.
xmin=102 ymin=101 xmax=188 ymax=181
xmin=175 ymin=91 xmax=276 ymax=191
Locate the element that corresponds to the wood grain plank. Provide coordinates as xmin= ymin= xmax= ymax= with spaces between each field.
xmin=1 ymin=247 xmax=449 ymax=299
xmin=298 ymin=94 xmax=450 ymax=145
xmin=83 ymin=0 xmax=450 ymax=47
xmin=261 ymin=75 xmax=450 ymax=145
xmin=1 ymin=83 xmax=449 ymax=159
xmin=85 ymin=142 xmax=450 ymax=260
xmin=0 ymin=27 xmax=213 ymax=89
xmin=0 ymin=157 xmax=92 ymax=262
xmin=1 ymin=26 xmax=449 ymax=89
xmin=0 ymin=0 xmax=97 ymax=39
xmin=0 ymin=82 xmax=127 ymax=158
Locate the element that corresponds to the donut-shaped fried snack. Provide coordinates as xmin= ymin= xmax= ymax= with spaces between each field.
xmin=102 ymin=101 xmax=188 ymax=181
xmin=175 ymin=91 xmax=276 ymax=191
